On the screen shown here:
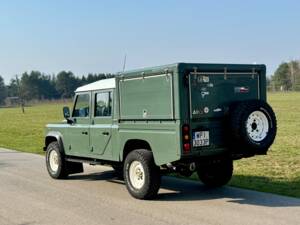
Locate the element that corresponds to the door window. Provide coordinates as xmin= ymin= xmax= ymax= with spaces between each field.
xmin=72 ymin=93 xmax=90 ymax=117
xmin=95 ymin=92 xmax=112 ymax=117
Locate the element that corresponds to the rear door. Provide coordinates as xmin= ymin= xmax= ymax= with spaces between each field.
xmin=188 ymin=69 xmax=260 ymax=150
xmin=189 ymin=70 xmax=260 ymax=119
xmin=90 ymin=90 xmax=113 ymax=159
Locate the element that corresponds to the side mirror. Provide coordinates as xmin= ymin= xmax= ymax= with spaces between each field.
xmin=63 ymin=106 xmax=70 ymax=119
xmin=63 ymin=106 xmax=74 ymax=124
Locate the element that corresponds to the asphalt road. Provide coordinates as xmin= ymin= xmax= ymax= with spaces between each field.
xmin=0 ymin=148 xmax=299 ymax=225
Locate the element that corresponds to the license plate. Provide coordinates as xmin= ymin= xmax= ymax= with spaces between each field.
xmin=193 ymin=131 xmax=209 ymax=147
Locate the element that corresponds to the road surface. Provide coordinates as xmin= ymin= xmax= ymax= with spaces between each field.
xmin=0 ymin=148 xmax=299 ymax=225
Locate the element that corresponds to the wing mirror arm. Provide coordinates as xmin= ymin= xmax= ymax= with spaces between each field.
xmin=66 ymin=117 xmax=75 ymax=124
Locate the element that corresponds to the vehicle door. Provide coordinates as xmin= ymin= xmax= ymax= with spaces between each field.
xmin=67 ymin=92 xmax=91 ymax=156
xmin=90 ymin=90 xmax=113 ymax=159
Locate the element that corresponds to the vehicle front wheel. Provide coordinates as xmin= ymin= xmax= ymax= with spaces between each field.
xmin=46 ymin=141 xmax=68 ymax=179
xmin=124 ymin=149 xmax=161 ymax=199
xmin=197 ymin=160 xmax=233 ymax=187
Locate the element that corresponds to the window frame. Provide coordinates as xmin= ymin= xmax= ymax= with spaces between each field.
xmin=93 ymin=90 xmax=113 ymax=118
xmin=72 ymin=92 xmax=91 ymax=118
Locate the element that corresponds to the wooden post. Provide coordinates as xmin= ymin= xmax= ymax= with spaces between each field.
xmin=15 ymin=75 xmax=25 ymax=113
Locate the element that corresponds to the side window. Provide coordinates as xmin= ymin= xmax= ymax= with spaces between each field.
xmin=72 ymin=93 xmax=90 ymax=117
xmin=95 ymin=92 xmax=112 ymax=117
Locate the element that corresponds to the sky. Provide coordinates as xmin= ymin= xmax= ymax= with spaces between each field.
xmin=0 ymin=0 xmax=300 ymax=83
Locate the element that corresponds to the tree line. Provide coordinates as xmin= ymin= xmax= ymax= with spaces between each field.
xmin=0 ymin=71 xmax=114 ymax=105
xmin=268 ymin=60 xmax=300 ymax=91
xmin=1 ymin=60 xmax=300 ymax=106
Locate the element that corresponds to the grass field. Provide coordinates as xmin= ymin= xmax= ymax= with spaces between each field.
xmin=0 ymin=93 xmax=299 ymax=197
xmin=0 ymin=101 xmax=72 ymax=154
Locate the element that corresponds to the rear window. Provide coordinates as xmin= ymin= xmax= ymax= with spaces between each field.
xmin=95 ymin=92 xmax=112 ymax=117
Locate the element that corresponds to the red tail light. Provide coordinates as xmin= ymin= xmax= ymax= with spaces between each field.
xmin=183 ymin=143 xmax=191 ymax=152
xmin=182 ymin=124 xmax=191 ymax=153
xmin=183 ymin=125 xmax=189 ymax=133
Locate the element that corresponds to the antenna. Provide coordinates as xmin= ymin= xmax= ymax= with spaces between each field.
xmin=122 ymin=54 xmax=127 ymax=72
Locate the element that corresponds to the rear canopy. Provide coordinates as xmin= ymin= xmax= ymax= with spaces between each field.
xmin=97 ymin=63 xmax=265 ymax=121
xmin=118 ymin=73 xmax=174 ymax=120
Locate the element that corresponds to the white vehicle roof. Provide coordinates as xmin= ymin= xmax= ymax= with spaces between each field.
xmin=75 ymin=78 xmax=116 ymax=92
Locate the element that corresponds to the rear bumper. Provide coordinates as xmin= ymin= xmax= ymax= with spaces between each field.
xmin=182 ymin=147 xmax=228 ymax=158
xmin=178 ymin=146 xmax=265 ymax=163
xmin=178 ymin=147 xmax=229 ymax=164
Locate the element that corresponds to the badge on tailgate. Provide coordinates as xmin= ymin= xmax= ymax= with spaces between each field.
xmin=192 ymin=131 xmax=209 ymax=147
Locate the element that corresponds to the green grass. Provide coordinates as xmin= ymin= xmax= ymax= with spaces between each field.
xmin=0 ymin=102 xmax=71 ymax=154
xmin=230 ymin=92 xmax=300 ymax=197
xmin=0 ymin=93 xmax=299 ymax=197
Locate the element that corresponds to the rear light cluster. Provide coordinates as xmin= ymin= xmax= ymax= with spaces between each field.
xmin=182 ymin=124 xmax=191 ymax=153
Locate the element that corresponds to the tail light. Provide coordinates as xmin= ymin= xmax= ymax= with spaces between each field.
xmin=182 ymin=124 xmax=191 ymax=153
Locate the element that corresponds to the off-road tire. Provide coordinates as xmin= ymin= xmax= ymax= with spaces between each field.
xmin=46 ymin=141 xmax=68 ymax=179
xmin=197 ymin=160 xmax=233 ymax=187
xmin=230 ymin=100 xmax=277 ymax=154
xmin=124 ymin=149 xmax=161 ymax=200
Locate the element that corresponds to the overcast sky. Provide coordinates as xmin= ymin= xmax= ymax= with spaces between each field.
xmin=0 ymin=0 xmax=300 ymax=83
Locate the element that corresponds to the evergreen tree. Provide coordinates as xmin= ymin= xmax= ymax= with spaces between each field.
xmin=56 ymin=71 xmax=78 ymax=98
xmin=272 ymin=63 xmax=292 ymax=91
xmin=0 ymin=75 xmax=7 ymax=105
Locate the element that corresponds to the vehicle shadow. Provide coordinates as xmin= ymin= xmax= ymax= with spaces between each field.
xmin=158 ymin=176 xmax=300 ymax=207
xmin=68 ymin=170 xmax=118 ymax=181
xmin=68 ymin=170 xmax=300 ymax=207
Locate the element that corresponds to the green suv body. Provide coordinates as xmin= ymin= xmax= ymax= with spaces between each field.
xmin=44 ymin=63 xmax=277 ymax=199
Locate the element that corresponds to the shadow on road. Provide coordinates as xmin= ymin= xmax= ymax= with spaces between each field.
xmin=158 ymin=176 xmax=300 ymax=207
xmin=69 ymin=170 xmax=118 ymax=181
xmin=68 ymin=169 xmax=300 ymax=207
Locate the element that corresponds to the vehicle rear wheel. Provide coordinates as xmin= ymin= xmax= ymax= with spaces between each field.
xmin=197 ymin=160 xmax=233 ymax=187
xmin=124 ymin=149 xmax=161 ymax=199
xmin=46 ymin=141 xmax=68 ymax=179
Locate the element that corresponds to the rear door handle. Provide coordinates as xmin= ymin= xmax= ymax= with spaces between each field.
xmin=102 ymin=132 xmax=109 ymax=136
xmin=82 ymin=131 xmax=88 ymax=135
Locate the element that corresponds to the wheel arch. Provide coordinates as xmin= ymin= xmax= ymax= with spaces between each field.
xmin=121 ymin=139 xmax=152 ymax=162
xmin=44 ymin=131 xmax=65 ymax=154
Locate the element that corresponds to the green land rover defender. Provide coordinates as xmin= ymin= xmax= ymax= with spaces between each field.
xmin=44 ymin=63 xmax=277 ymax=199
